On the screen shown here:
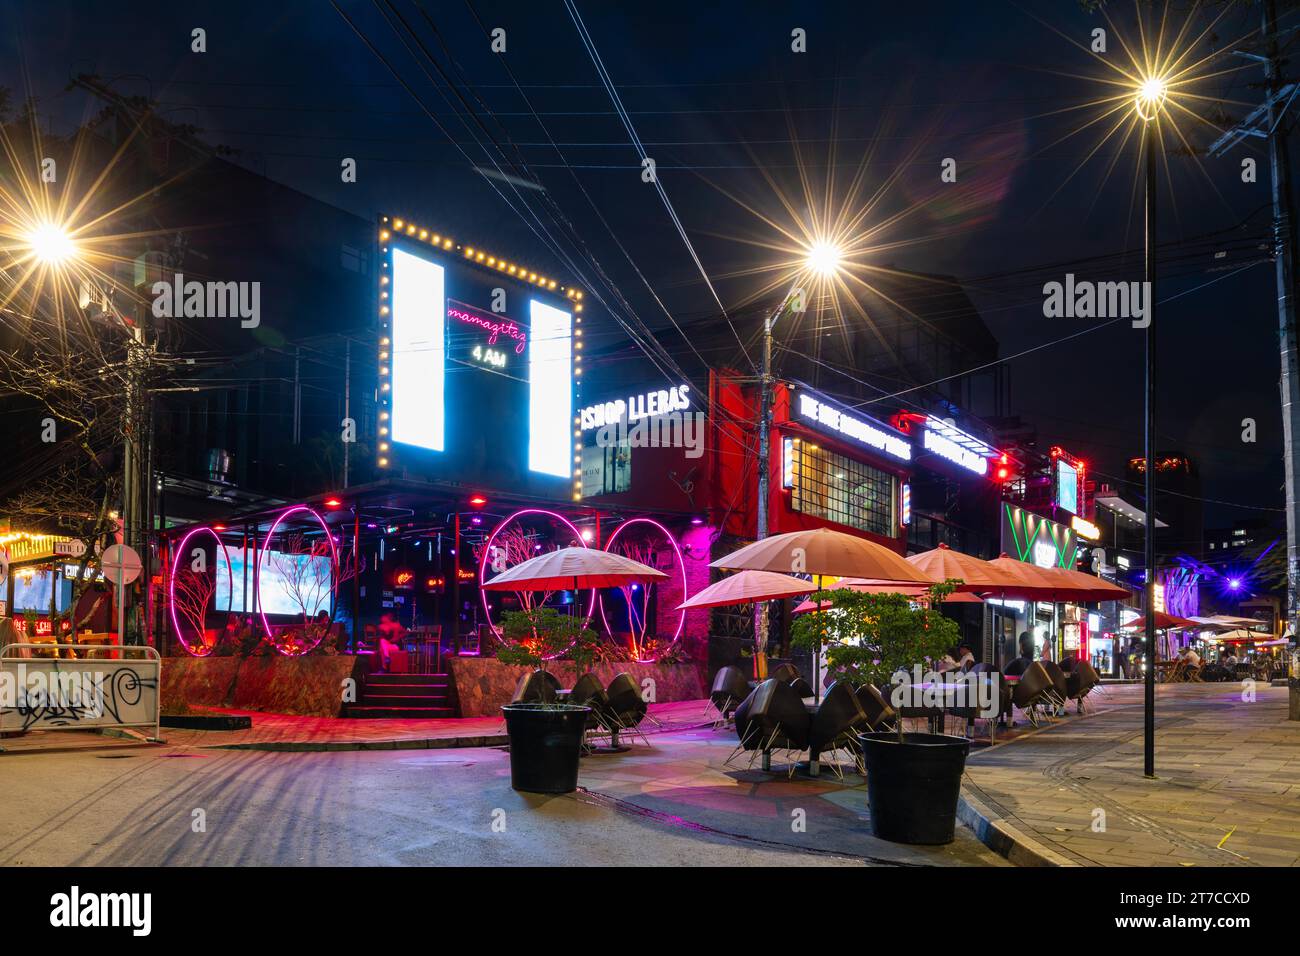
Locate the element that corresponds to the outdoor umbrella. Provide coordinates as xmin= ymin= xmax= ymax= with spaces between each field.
xmin=710 ymin=527 xmax=933 ymax=583
xmin=906 ymin=543 xmax=1020 ymax=591
xmin=481 ymin=546 xmax=666 ymax=591
xmin=710 ymin=529 xmax=932 ymax=698
xmin=676 ymin=569 xmax=816 ymax=610
xmin=1037 ymin=565 xmax=1131 ymax=601
xmin=1122 ymin=611 xmax=1198 ymax=632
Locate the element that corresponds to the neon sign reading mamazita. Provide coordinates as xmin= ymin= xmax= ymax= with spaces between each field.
xmin=795 ymin=391 xmax=911 ymax=462
xmin=580 ymin=384 xmax=691 ymax=431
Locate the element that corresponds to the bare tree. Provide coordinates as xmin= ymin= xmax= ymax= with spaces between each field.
xmin=171 ymin=563 xmax=217 ymax=655
xmin=610 ymin=539 xmax=657 ymax=660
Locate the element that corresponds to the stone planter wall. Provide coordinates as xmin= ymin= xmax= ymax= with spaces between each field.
xmin=446 ymin=657 xmax=707 ymax=718
xmin=163 ymin=655 xmax=371 ymax=717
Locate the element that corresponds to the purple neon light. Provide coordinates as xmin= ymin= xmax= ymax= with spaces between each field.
xmin=599 ymin=517 xmax=687 ymax=663
xmin=258 ymin=504 xmax=339 ymax=656
xmin=479 ymin=508 xmax=594 ymax=656
xmin=168 ymin=526 xmax=235 ymax=657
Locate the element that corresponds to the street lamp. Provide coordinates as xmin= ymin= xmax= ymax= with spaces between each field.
xmin=24 ymin=221 xmax=78 ymax=266
xmin=1137 ymin=72 xmax=1167 ymax=779
xmin=753 ymin=239 xmax=845 ymax=673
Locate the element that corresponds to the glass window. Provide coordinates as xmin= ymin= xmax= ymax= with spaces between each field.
xmin=789 ymin=440 xmax=895 ymax=537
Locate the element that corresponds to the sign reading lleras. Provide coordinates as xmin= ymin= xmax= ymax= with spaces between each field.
xmin=1001 ymin=502 xmax=1078 ymax=569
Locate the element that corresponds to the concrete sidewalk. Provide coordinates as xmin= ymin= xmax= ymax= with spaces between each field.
xmin=960 ymin=682 xmax=1300 ymax=866
xmin=0 ymin=699 xmax=715 ymax=754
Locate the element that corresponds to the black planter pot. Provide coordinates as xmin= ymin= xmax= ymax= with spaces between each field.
xmin=502 ymin=703 xmax=592 ymax=794
xmin=859 ymin=731 xmax=971 ymax=845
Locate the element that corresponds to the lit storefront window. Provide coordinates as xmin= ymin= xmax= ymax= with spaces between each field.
xmin=788 ymin=441 xmax=895 ymax=537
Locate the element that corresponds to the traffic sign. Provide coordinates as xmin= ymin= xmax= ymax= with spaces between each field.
xmin=101 ymin=544 xmax=142 ymax=586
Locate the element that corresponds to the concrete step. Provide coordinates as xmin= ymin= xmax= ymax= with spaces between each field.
xmin=366 ymin=673 xmax=449 ymax=685
xmin=346 ymin=705 xmax=456 ymax=719
xmin=362 ymin=693 xmax=451 ymax=706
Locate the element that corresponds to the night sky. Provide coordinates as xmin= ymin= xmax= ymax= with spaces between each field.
xmin=2 ymin=0 xmax=1291 ymax=527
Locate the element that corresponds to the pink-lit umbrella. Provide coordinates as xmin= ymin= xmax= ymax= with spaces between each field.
xmin=677 ymin=570 xmax=816 ymax=610
xmin=481 ymin=547 xmax=666 ymax=591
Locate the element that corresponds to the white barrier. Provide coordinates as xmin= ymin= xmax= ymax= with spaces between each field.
xmin=0 ymin=644 xmax=161 ymax=748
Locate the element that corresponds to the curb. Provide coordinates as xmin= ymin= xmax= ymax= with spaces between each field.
xmin=957 ymin=785 xmax=1079 ymax=867
xmin=192 ymin=714 xmax=716 ymax=754
xmin=205 ymin=733 xmax=509 ymax=752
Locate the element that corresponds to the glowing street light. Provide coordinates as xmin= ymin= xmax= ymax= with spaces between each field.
xmin=805 ymin=240 xmax=843 ymax=277
xmin=24 ymin=221 xmax=78 ymax=266
xmin=1134 ymin=75 xmax=1170 ymax=122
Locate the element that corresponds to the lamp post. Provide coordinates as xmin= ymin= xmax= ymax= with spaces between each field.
xmin=754 ymin=242 xmax=841 ymax=675
xmin=1136 ymin=75 xmax=1167 ymax=779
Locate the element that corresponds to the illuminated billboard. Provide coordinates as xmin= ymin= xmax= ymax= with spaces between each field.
xmin=377 ymin=216 xmax=580 ymax=498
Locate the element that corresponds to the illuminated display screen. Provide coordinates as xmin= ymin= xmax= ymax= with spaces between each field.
xmin=1057 ymin=459 xmax=1079 ymax=515
xmin=383 ymin=236 xmax=574 ymax=493
xmin=227 ymin=548 xmax=333 ymax=617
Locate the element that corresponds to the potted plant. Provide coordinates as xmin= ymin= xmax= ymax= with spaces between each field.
xmin=791 ymin=580 xmax=971 ymax=845
xmin=496 ymin=607 xmax=594 ymax=794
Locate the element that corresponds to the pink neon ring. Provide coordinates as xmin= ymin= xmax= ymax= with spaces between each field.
xmin=478 ymin=508 xmax=594 ymax=657
xmin=168 ymin=526 xmax=235 ymax=657
xmin=258 ymin=505 xmax=339 ymax=656
xmin=598 ymin=517 xmax=687 ymax=662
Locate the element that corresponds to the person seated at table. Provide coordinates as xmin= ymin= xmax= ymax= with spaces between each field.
xmin=955 ymin=643 xmax=976 ymax=672
xmin=377 ymin=613 xmax=406 ymax=672
xmin=937 ymin=645 xmax=960 ymax=673
xmin=1004 ymin=632 xmax=1035 ymax=677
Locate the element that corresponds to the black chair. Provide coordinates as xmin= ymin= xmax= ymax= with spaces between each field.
xmin=1040 ymin=659 xmax=1070 ymax=715
xmin=1010 ymin=661 xmax=1054 ymax=726
xmin=569 ymin=672 xmax=616 ymax=740
xmin=1063 ymin=660 xmax=1102 ymax=711
xmin=808 ymin=681 xmax=870 ymax=777
xmin=709 ymin=665 xmax=750 ymax=726
xmin=855 ymin=683 xmax=898 ymax=731
xmin=729 ymin=678 xmax=811 ymax=772
xmin=605 ymin=673 xmax=649 ymax=747
xmin=787 ymin=676 xmax=815 ymax=700
xmin=510 ymin=669 xmax=559 ymax=705
xmin=769 ymin=662 xmax=800 ymax=685
xmin=948 ymin=663 xmax=1004 ymax=744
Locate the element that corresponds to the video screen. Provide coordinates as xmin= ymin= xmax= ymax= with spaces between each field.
xmin=225 ymin=548 xmax=333 ymax=617
xmin=386 ymin=240 xmax=573 ymax=493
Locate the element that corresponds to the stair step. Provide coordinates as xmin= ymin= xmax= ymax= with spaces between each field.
xmin=365 ymin=682 xmax=450 ymax=692
xmin=363 ymin=693 xmax=450 ymax=705
xmin=346 ymin=706 xmax=456 ymax=719
xmin=366 ymin=674 xmax=449 ymax=685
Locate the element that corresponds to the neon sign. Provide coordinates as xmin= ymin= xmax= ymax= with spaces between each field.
xmin=1071 ymin=515 xmax=1100 ymax=540
xmin=580 ymin=384 xmax=691 ymax=431
xmin=447 ymin=299 xmax=526 ymax=354
xmin=921 ymin=417 xmax=994 ymax=475
xmin=794 ymin=390 xmax=911 ymax=462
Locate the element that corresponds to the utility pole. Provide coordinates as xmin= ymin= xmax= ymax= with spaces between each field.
xmin=754 ymin=284 xmax=802 ymax=679
xmin=1143 ymin=115 xmax=1158 ymax=775
xmin=1209 ymin=0 xmax=1300 ymax=719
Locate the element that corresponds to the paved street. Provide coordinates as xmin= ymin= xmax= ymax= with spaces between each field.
xmin=3 ymin=683 xmax=1298 ymax=867
xmin=0 ymin=723 xmax=1002 ymax=867
xmin=963 ymin=682 xmax=1300 ymax=866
